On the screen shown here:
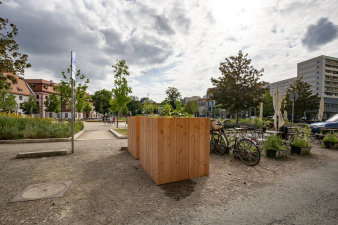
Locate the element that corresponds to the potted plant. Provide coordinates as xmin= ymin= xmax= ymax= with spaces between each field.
xmin=290 ymin=127 xmax=311 ymax=155
xmin=263 ymin=135 xmax=287 ymax=158
xmin=323 ymin=133 xmax=338 ymax=149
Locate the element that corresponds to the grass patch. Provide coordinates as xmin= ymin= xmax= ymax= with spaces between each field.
xmin=114 ymin=128 xmax=128 ymax=136
xmin=0 ymin=113 xmax=84 ymax=139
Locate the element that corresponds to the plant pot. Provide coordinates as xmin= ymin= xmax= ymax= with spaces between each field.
xmin=324 ymin=141 xmax=338 ymax=149
xmin=265 ymin=149 xmax=288 ymax=158
xmin=290 ymin=145 xmax=311 ymax=155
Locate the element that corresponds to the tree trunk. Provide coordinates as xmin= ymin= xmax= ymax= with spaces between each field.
xmin=117 ymin=112 xmax=119 ymax=128
xmin=236 ymin=111 xmax=239 ymax=125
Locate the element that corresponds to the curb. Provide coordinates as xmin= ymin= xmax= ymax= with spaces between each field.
xmin=16 ymin=150 xmax=69 ymax=159
xmin=109 ymin=129 xmax=128 ymax=139
xmin=0 ymin=129 xmax=86 ymax=144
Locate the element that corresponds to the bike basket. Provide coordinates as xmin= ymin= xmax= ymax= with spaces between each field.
xmin=210 ymin=120 xmax=223 ymax=131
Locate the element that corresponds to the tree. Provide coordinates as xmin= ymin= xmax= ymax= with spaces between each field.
xmin=112 ymin=60 xmax=132 ymax=128
xmin=143 ymin=102 xmax=157 ymax=114
xmin=22 ymin=95 xmax=39 ymax=115
xmin=44 ymin=94 xmax=61 ymax=117
xmin=0 ymin=1 xmax=31 ymax=91
xmin=161 ymin=103 xmax=173 ymax=116
xmin=259 ymin=90 xmax=274 ymax=117
xmin=165 ymin=87 xmax=182 ymax=109
xmin=284 ymin=77 xmax=318 ymax=119
xmin=83 ymin=101 xmax=92 ymax=120
xmin=210 ymin=50 xmax=266 ymax=124
xmin=0 ymin=90 xmax=16 ymax=112
xmin=92 ymin=89 xmax=113 ymax=116
xmin=54 ymin=67 xmax=89 ymax=120
xmin=184 ymin=100 xmax=199 ymax=116
xmin=126 ymin=96 xmax=143 ymax=115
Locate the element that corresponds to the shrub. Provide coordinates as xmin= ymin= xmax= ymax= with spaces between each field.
xmin=263 ymin=135 xmax=286 ymax=151
xmin=291 ymin=127 xmax=311 ymax=148
xmin=323 ymin=133 xmax=338 ymax=143
xmin=0 ymin=113 xmax=84 ymax=139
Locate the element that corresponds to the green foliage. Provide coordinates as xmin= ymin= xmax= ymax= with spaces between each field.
xmin=263 ymin=135 xmax=286 ymax=151
xmin=0 ymin=90 xmax=16 ymax=112
xmin=161 ymin=103 xmax=173 ymax=116
xmin=165 ymin=87 xmax=182 ymax=109
xmin=184 ymin=100 xmax=199 ymax=115
xmin=83 ymin=101 xmax=92 ymax=113
xmin=260 ymin=90 xmax=274 ymax=117
xmin=284 ymin=77 xmax=318 ymax=118
xmin=44 ymin=94 xmax=61 ymax=114
xmin=143 ymin=102 xmax=158 ymax=114
xmin=22 ymin=95 xmax=39 ymax=115
xmin=291 ymin=127 xmax=311 ymax=148
xmin=126 ymin=96 xmax=143 ymax=115
xmin=210 ymin=50 xmax=266 ymax=123
xmin=323 ymin=133 xmax=338 ymax=143
xmin=0 ymin=3 xmax=31 ymax=91
xmin=92 ymin=89 xmax=113 ymax=115
xmin=223 ymin=118 xmax=266 ymax=129
xmin=0 ymin=115 xmax=84 ymax=139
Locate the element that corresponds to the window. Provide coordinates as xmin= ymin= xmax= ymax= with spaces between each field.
xmin=50 ymin=112 xmax=53 ymax=118
xmin=317 ymin=71 xmax=319 ymax=74
xmin=317 ymin=87 xmax=319 ymax=90
xmin=317 ymin=76 xmax=319 ymax=79
xmin=317 ymin=82 xmax=319 ymax=85
xmin=36 ymin=101 xmax=39 ymax=106
xmin=20 ymin=103 xmax=23 ymax=108
xmin=65 ymin=113 xmax=68 ymax=118
xmin=45 ymin=96 xmax=48 ymax=99
xmin=19 ymin=96 xmax=23 ymax=100
xmin=317 ymin=60 xmax=319 ymax=63
xmin=317 ymin=66 xmax=319 ymax=69
xmin=36 ymin=95 xmax=39 ymax=99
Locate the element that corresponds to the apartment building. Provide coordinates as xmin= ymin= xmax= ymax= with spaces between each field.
xmin=297 ymin=55 xmax=338 ymax=118
xmin=25 ymin=79 xmax=60 ymax=118
xmin=269 ymin=77 xmax=297 ymax=97
xmin=6 ymin=73 xmax=35 ymax=114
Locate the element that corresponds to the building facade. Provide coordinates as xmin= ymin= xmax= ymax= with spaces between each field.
xmin=268 ymin=77 xmax=297 ymax=97
xmin=297 ymin=55 xmax=338 ymax=118
xmin=7 ymin=73 xmax=35 ymax=115
xmin=25 ymin=79 xmax=60 ymax=118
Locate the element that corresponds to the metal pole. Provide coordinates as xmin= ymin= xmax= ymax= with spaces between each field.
xmin=292 ymin=100 xmax=294 ymax=123
xmin=71 ymin=51 xmax=76 ymax=154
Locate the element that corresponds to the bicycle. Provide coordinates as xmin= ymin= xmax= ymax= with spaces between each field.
xmin=211 ymin=120 xmax=261 ymax=166
xmin=210 ymin=121 xmax=228 ymax=155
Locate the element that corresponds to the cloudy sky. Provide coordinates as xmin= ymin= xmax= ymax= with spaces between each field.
xmin=1 ymin=0 xmax=338 ymax=102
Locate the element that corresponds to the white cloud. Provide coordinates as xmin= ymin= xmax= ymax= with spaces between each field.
xmin=1 ymin=0 xmax=338 ymax=102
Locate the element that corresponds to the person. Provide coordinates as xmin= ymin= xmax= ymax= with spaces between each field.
xmin=112 ymin=116 xmax=115 ymax=125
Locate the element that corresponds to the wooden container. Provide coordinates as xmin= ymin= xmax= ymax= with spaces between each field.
xmin=127 ymin=116 xmax=140 ymax=159
xmin=139 ymin=117 xmax=210 ymax=185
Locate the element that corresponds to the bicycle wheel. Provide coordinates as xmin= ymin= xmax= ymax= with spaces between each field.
xmin=214 ymin=134 xmax=229 ymax=155
xmin=210 ymin=134 xmax=216 ymax=154
xmin=237 ymin=138 xmax=260 ymax=166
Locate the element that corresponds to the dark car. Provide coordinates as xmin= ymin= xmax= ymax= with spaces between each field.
xmin=310 ymin=114 xmax=338 ymax=133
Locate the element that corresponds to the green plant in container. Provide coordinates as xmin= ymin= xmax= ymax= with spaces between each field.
xmin=323 ymin=133 xmax=338 ymax=149
xmin=263 ymin=135 xmax=287 ymax=158
xmin=290 ymin=127 xmax=311 ymax=154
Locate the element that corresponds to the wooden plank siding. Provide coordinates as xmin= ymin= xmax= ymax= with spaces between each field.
xmin=129 ymin=116 xmax=210 ymax=185
xmin=127 ymin=116 xmax=140 ymax=159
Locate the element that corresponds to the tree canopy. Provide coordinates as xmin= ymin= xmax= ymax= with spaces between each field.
xmin=260 ymin=90 xmax=274 ymax=117
xmin=112 ymin=60 xmax=132 ymax=127
xmin=184 ymin=100 xmax=199 ymax=115
xmin=0 ymin=90 xmax=16 ymax=112
xmin=284 ymin=77 xmax=318 ymax=119
xmin=92 ymin=89 xmax=113 ymax=116
xmin=210 ymin=50 xmax=266 ymax=123
xmin=22 ymin=95 xmax=39 ymax=115
xmin=0 ymin=1 xmax=31 ymax=91
xmin=165 ymin=87 xmax=181 ymax=109
xmin=126 ymin=96 xmax=143 ymax=115
xmin=44 ymin=94 xmax=61 ymax=115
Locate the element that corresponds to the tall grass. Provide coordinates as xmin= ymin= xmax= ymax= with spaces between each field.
xmin=0 ymin=113 xmax=84 ymax=139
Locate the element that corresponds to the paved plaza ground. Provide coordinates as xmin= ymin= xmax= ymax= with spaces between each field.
xmin=0 ymin=122 xmax=337 ymax=224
